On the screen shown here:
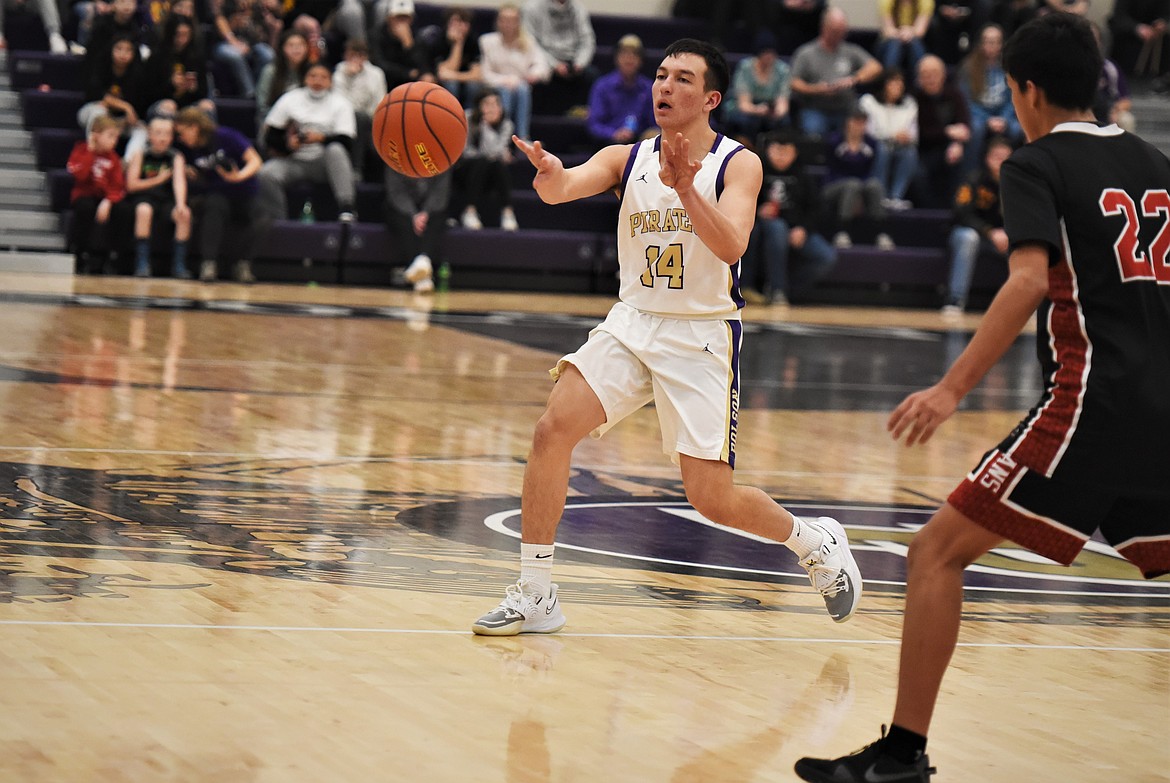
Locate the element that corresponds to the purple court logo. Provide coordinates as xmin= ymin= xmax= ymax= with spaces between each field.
xmin=479 ymin=500 xmax=1170 ymax=601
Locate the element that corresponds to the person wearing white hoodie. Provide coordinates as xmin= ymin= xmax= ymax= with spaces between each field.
xmin=523 ymin=0 xmax=596 ymax=115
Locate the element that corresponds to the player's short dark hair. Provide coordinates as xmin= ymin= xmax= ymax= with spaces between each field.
xmin=1002 ymin=13 xmax=1101 ymax=111
xmin=663 ymin=38 xmax=729 ymax=96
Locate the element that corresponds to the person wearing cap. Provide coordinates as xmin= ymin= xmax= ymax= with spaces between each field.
xmin=586 ymin=34 xmax=654 ymax=146
xmin=370 ymin=0 xmax=436 ymax=90
xmin=723 ymin=29 xmax=792 ymax=148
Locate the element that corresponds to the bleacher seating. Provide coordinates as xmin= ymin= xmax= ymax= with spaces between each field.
xmin=4 ymin=1 xmax=1009 ymax=304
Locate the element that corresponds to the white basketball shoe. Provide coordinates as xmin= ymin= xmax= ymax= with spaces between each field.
xmin=799 ymin=517 xmax=863 ymax=623
xmin=472 ymin=579 xmax=566 ymax=636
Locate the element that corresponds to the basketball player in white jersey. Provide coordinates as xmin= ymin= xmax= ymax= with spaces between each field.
xmin=472 ymin=39 xmax=863 ymax=636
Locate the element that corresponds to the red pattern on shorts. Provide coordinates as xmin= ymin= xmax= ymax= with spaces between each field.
xmin=948 ymin=452 xmax=1086 ymax=566
xmin=1116 ymin=540 xmax=1170 ymax=579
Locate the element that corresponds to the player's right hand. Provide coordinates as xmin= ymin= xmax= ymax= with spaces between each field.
xmin=512 ymin=135 xmax=562 ymax=183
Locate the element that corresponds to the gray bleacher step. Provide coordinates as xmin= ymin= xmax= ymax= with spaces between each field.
xmin=0 ymin=188 xmax=48 ymax=209
xmin=0 ymin=150 xmax=36 ymax=167
xmin=0 ymin=209 xmax=59 ymax=232
xmin=0 ymin=127 xmax=33 ymax=148
xmin=0 ymin=72 xmax=9 ymax=88
xmin=0 ymin=251 xmax=73 ymax=274
xmin=0 ymin=92 xmax=18 ymax=111
xmin=0 ymin=114 xmax=24 ymax=130
xmin=0 ymin=169 xmax=46 ymax=189
xmin=0 ymin=230 xmax=65 ymax=251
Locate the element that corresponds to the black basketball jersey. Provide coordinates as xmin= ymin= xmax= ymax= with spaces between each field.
xmin=997 ymin=122 xmax=1170 ymax=496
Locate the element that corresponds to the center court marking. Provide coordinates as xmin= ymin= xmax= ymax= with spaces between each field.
xmin=0 ymin=620 xmax=1165 ymax=653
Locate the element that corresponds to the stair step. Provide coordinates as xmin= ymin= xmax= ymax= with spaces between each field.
xmin=0 ymin=169 xmax=46 ymax=189
xmin=0 ymin=128 xmax=33 ymax=148
xmin=0 ymin=188 xmax=49 ymax=209
xmin=0 ymin=209 xmax=59 ymax=231
xmin=0 ymin=92 xmax=18 ymax=111
xmin=0 ymin=251 xmax=73 ymax=275
xmin=0 ymin=230 xmax=66 ymax=251
xmin=0 ymin=150 xmax=37 ymax=167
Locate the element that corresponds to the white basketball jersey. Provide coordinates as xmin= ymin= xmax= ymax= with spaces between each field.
xmin=617 ymin=134 xmax=747 ymax=319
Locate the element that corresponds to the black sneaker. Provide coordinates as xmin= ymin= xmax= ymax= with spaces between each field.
xmin=795 ymin=731 xmax=936 ymax=782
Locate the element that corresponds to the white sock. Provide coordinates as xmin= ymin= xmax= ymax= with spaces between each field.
xmin=520 ymin=543 xmax=554 ymax=596
xmin=783 ymin=515 xmax=824 ymax=560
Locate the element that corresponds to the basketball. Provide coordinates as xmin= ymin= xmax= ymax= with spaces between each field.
xmin=373 ymin=82 xmax=468 ymax=177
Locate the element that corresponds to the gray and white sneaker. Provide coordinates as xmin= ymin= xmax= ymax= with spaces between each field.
xmin=472 ymin=579 xmax=566 ymax=636
xmin=800 ymin=517 xmax=862 ymax=623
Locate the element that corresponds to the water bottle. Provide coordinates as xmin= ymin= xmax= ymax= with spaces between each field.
xmin=437 ymin=261 xmax=451 ymax=293
xmin=300 ymin=200 xmax=315 ymax=223
xmin=623 ymin=114 xmax=639 ymax=134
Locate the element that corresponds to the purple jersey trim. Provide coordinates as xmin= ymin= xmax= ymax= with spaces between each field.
xmin=715 ymin=143 xmax=744 ymax=201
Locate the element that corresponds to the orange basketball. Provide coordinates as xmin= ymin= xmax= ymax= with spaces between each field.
xmin=373 ymin=82 xmax=468 ymax=177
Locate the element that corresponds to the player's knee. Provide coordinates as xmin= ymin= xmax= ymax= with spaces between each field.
xmin=684 ymin=486 xmax=730 ymax=526
xmin=530 ymin=410 xmax=579 ymax=454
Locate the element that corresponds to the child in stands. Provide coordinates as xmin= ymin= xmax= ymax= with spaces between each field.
xmin=66 ymin=114 xmax=126 ymax=274
xmin=455 ymin=89 xmax=519 ymax=231
xmin=124 ymin=115 xmax=192 ymax=278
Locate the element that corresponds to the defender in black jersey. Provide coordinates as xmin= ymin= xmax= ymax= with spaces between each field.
xmin=796 ymin=14 xmax=1170 ymax=783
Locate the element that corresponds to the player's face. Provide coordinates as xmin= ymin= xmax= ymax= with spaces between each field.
xmin=1007 ymin=75 xmax=1040 ymax=143
xmin=653 ymin=53 xmax=716 ymax=129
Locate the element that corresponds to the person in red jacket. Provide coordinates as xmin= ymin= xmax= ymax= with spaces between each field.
xmin=67 ymin=115 xmax=127 ymax=274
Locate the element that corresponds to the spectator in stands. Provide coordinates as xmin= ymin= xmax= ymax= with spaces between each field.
xmin=957 ymin=23 xmax=1019 ymax=174
xmin=722 ymin=30 xmax=791 ymax=149
xmin=860 ymin=67 xmax=918 ymax=209
xmin=369 ymin=0 xmax=434 ymax=90
xmin=478 ymin=2 xmax=550 ymax=141
xmin=259 ymin=63 xmax=358 ymax=231
xmin=772 ymin=0 xmax=828 ymax=56
xmin=67 ymin=114 xmax=126 ymax=274
xmin=926 ymin=0 xmax=990 ymax=64
xmin=256 ymin=29 xmax=311 ymax=133
xmin=1092 ymin=21 xmax=1135 ymax=130
xmin=384 ymin=166 xmax=451 ymax=293
xmin=124 ymin=115 xmax=192 ymax=278
xmin=911 ymin=54 xmax=970 ymax=208
xmin=0 ymin=0 xmax=68 ymax=52
xmin=790 ymin=7 xmax=882 ymax=139
xmin=586 ymin=34 xmax=654 ymax=147
xmin=78 ymin=33 xmax=149 ymax=151
xmin=740 ymin=130 xmax=837 ymax=307
xmin=86 ymin=0 xmax=153 ymax=64
xmin=1039 ymin=0 xmax=1089 ymax=15
xmin=212 ymin=0 xmax=279 ymax=99
xmin=822 ymin=108 xmax=893 ymax=250
xmin=876 ymin=0 xmax=932 ymax=72
xmin=290 ymin=13 xmax=326 ymax=65
xmin=1108 ymin=0 xmax=1170 ymax=78
xmin=941 ymin=135 xmax=1010 ymax=316
xmin=989 ymin=0 xmax=1038 ymax=38
xmin=523 ymin=0 xmax=596 ymax=116
xmin=333 ymin=39 xmax=387 ymax=182
xmin=146 ymin=14 xmax=213 ymax=114
xmin=174 ymin=106 xmax=266 ymax=282
xmin=454 ymin=89 xmax=519 ymax=231
xmin=432 ymin=6 xmax=483 ymax=106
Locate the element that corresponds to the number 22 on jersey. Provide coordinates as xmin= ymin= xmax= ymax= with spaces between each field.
xmin=1099 ymin=188 xmax=1170 ymax=284
xmin=640 ymin=244 xmax=685 ymax=289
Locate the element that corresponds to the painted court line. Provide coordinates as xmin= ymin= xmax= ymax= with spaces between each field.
xmin=0 ymin=620 xmax=1165 ymax=653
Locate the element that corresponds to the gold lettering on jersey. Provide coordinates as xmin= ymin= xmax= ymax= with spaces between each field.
xmin=627 ymin=209 xmax=694 ymax=237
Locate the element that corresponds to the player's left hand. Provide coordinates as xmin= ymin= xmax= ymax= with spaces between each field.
xmin=660 ymin=132 xmax=701 ymax=194
xmin=888 ymin=383 xmax=961 ymax=446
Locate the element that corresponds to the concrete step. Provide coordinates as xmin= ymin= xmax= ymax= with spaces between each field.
xmin=0 ymin=92 xmax=18 ymax=111
xmin=0 ymin=188 xmax=49 ymax=209
xmin=0 ymin=169 xmax=46 ymax=189
xmin=0 ymin=230 xmax=66 ymax=251
xmin=0 ymin=150 xmax=37 ymax=167
xmin=0 ymin=251 xmax=73 ymax=274
xmin=0 ymin=72 xmax=10 ymax=88
xmin=0 ymin=209 xmax=59 ymax=232
xmin=0 ymin=127 xmax=33 ymax=148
